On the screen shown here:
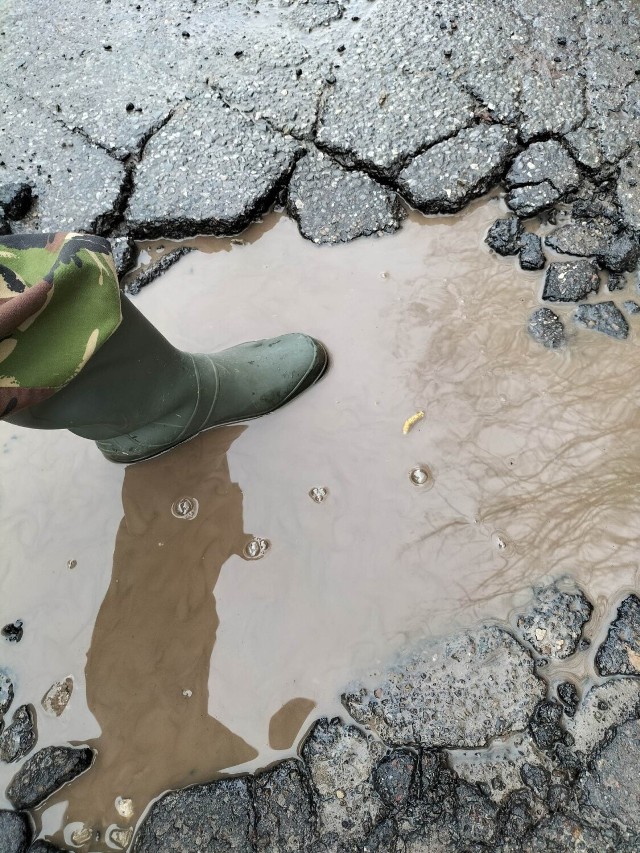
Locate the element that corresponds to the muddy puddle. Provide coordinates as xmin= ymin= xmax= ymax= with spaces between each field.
xmin=1 ymin=198 xmax=640 ymax=849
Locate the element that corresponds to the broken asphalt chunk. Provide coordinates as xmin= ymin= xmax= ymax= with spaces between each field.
xmin=595 ymin=595 xmax=640 ymax=676
xmin=528 ymin=308 xmax=566 ymax=349
xmin=485 ymin=216 xmax=523 ymax=256
xmin=286 ymin=150 xmax=405 ymax=244
xmin=7 ymin=746 xmax=94 ymax=810
xmin=506 ymin=141 xmax=581 ymax=195
xmin=127 ymin=92 xmax=301 ymax=239
xmin=574 ymin=301 xmax=629 ymax=339
xmin=131 ymin=778 xmax=254 ymax=851
xmin=0 ymin=706 xmax=36 ymax=764
xmin=542 ymin=260 xmax=600 ymax=302
xmin=515 ymin=581 xmax=592 ymax=659
xmin=518 ymin=232 xmax=545 ymax=271
xmin=395 ymin=124 xmax=518 ymax=214
xmin=300 ymin=718 xmax=385 ymax=844
xmin=254 ymin=759 xmax=316 ymax=851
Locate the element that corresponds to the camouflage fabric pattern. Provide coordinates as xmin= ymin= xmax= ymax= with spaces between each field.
xmin=0 ymin=232 xmax=121 ymax=418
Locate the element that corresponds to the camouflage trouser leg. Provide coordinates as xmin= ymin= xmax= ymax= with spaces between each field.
xmin=0 ymin=233 xmax=122 ymax=419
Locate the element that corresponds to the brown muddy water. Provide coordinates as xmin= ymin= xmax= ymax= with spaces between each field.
xmin=1 ymin=199 xmax=640 ymax=849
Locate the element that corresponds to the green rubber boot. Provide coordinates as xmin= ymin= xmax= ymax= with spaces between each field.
xmin=5 ymin=296 xmax=328 ymax=463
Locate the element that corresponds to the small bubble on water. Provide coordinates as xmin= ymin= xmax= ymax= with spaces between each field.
xmin=171 ymin=496 xmax=199 ymax=520
xmin=491 ymin=531 xmax=509 ymax=551
xmin=243 ymin=537 xmax=270 ymax=560
xmin=309 ymin=487 xmax=328 ymax=503
xmin=409 ymin=466 xmax=432 ymax=486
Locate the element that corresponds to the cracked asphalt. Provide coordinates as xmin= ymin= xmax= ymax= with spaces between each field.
xmin=3 ymin=0 xmax=640 ymax=850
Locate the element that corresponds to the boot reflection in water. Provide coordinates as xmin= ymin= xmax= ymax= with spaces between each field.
xmin=1 ymin=232 xmax=328 ymax=462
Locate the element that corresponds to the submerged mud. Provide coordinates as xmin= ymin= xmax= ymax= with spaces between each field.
xmin=1 ymin=199 xmax=640 ymax=848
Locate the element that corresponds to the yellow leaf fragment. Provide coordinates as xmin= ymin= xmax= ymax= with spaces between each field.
xmin=402 ymin=410 xmax=425 ymax=434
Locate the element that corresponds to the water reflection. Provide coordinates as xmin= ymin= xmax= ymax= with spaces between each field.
xmin=43 ymin=428 xmax=258 ymax=848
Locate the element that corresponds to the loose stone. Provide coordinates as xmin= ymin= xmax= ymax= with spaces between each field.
xmin=518 ymin=232 xmax=545 ymax=271
xmin=7 ymin=746 xmax=94 ymax=810
xmin=0 ymin=672 xmax=14 ymax=717
xmin=542 ymin=260 xmax=600 ymax=302
xmin=608 ymin=272 xmax=626 ymax=292
xmin=409 ymin=466 xmax=431 ymax=486
xmin=556 ymin=681 xmax=579 ymax=717
xmin=171 ymin=497 xmax=199 ymax=520
xmin=514 ymin=581 xmax=592 ymax=659
xmin=2 ymin=622 xmax=24 ymax=643
xmin=595 ymin=595 xmax=640 ymax=676
xmin=41 ymin=678 xmax=73 ymax=717
xmin=0 ymin=706 xmax=37 ymax=763
xmin=309 ymin=487 xmax=328 ymax=503
xmin=485 ymin=217 xmax=523 ymax=256
xmin=243 ymin=538 xmax=270 ymax=559
xmin=624 ymin=299 xmax=640 ymax=314
xmin=527 ymin=308 xmax=566 ymax=349
xmin=574 ymin=301 xmax=629 ymax=340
